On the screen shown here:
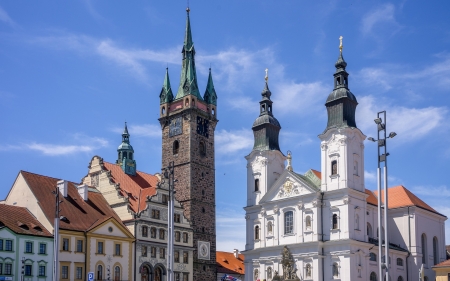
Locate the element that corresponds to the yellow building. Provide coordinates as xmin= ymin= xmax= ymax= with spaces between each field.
xmin=433 ymin=259 xmax=450 ymax=281
xmin=4 ymin=170 xmax=135 ymax=281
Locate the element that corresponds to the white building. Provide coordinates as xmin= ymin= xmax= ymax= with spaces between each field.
xmin=243 ymin=46 xmax=447 ymax=281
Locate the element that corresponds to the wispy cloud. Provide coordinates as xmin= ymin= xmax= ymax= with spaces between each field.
xmin=361 ymin=3 xmax=401 ymax=36
xmin=0 ymin=6 xmax=17 ymax=28
xmin=111 ymin=124 xmax=161 ymax=138
xmin=216 ymin=207 xmax=246 ymax=251
xmin=216 ymin=129 xmax=253 ymax=155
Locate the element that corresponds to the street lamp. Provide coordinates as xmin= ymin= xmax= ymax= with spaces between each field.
xmin=367 ymin=111 xmax=396 ymax=281
xmin=162 ymin=162 xmax=176 ymax=281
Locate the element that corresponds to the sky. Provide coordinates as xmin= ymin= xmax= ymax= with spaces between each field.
xmin=1 ymin=1 xmax=450 ymax=252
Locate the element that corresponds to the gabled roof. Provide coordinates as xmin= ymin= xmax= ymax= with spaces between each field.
xmin=216 ymin=251 xmax=245 ymax=275
xmin=20 ymin=170 xmax=127 ymax=233
xmin=0 ymin=204 xmax=52 ymax=237
xmin=433 ymin=259 xmax=450 ymax=268
xmin=102 ymin=161 xmax=158 ymax=213
xmin=365 ymin=189 xmax=378 ymax=206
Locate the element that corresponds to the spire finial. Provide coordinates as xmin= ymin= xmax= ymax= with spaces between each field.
xmin=339 ymin=36 xmax=343 ymax=53
xmin=186 ymin=7 xmax=190 ymax=13
xmin=265 ymin=68 xmax=269 ymax=82
xmin=286 ymin=150 xmax=293 ymax=171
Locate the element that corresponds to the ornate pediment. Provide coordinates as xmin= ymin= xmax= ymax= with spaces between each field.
xmin=278 ymin=179 xmax=300 ymax=198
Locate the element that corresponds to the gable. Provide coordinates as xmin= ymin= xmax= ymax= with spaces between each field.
xmin=260 ymin=170 xmax=320 ymax=204
xmin=89 ymin=218 xmax=134 ymax=239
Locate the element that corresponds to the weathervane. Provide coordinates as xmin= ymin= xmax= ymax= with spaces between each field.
xmin=265 ymin=68 xmax=269 ymax=82
xmin=339 ymin=36 xmax=343 ymax=53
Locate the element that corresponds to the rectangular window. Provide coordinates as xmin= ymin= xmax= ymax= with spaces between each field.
xmin=25 ymin=264 xmax=32 ymax=276
xmin=162 ymin=194 xmax=168 ymax=205
xmin=62 ymin=238 xmax=69 ymax=251
xmin=174 ymin=214 xmax=181 ymax=223
xmin=62 ymin=266 xmax=69 ymax=279
xmin=284 ymin=211 xmax=294 ymax=234
xmin=76 ymin=267 xmax=83 ymax=279
xmin=159 ymin=229 xmax=165 ymax=240
xmin=183 ymin=232 xmax=188 ymax=243
xmin=175 ymin=231 xmax=180 ymax=242
xmin=5 ymin=240 xmax=13 ymax=251
xmin=39 ymin=243 xmax=47 ymax=254
xmin=76 ymin=240 xmax=83 ymax=252
xmin=174 ymin=251 xmax=180 ymax=263
xmin=151 ymin=209 xmax=160 ymax=219
xmin=150 ymin=227 xmax=156 ymax=238
xmin=0 ymin=263 xmax=3 ymax=274
xmin=183 ymin=273 xmax=189 ymax=281
xmin=183 ymin=251 xmax=188 ymax=263
xmin=25 ymin=241 xmax=33 ymax=253
xmin=97 ymin=241 xmax=104 ymax=254
xmin=142 ymin=246 xmax=147 ymax=257
xmin=151 ymin=247 xmax=156 ymax=258
xmin=175 ymin=272 xmax=180 ymax=281
xmin=142 ymin=226 xmax=148 ymax=237
xmin=39 ymin=265 xmax=46 ymax=277
xmin=160 ymin=248 xmax=165 ymax=259
xmin=0 ymin=239 xmax=3 ymax=250
xmin=115 ymin=244 xmax=121 ymax=256
xmin=5 ymin=264 xmax=12 ymax=275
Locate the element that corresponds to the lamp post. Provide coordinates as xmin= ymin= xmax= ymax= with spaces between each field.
xmin=163 ymin=161 xmax=176 ymax=281
xmin=367 ymin=111 xmax=396 ymax=281
xmin=51 ymin=186 xmax=63 ymax=281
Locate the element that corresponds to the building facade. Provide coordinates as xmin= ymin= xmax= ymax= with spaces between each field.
xmin=158 ymin=8 xmax=218 ymax=281
xmin=0 ymin=204 xmax=54 ymax=281
xmin=243 ymin=43 xmax=446 ymax=281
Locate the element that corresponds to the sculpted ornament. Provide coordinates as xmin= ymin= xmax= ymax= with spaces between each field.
xmin=245 ymin=214 xmax=250 ymax=220
xmin=297 ymin=202 xmax=303 ymax=210
xmin=278 ymin=180 xmax=300 ymax=198
xmin=273 ymin=206 xmax=279 ymax=214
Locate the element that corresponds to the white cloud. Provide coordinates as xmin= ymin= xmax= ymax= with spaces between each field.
xmin=357 ymin=95 xmax=447 ymax=144
xmin=365 ymin=170 xmax=376 ymax=182
xmin=216 ymin=208 xmax=246 ymax=251
xmin=216 ymin=129 xmax=253 ymax=155
xmin=410 ymin=185 xmax=450 ymax=198
xmin=112 ymin=124 xmax=161 ymax=138
xmin=361 ymin=3 xmax=399 ymax=35
xmin=0 ymin=6 xmax=16 ymax=27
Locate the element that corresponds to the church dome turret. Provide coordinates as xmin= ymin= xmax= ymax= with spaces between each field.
xmin=116 ymin=122 xmax=136 ymax=176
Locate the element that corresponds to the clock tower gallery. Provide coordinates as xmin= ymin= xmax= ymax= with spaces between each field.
xmin=158 ymin=8 xmax=218 ymax=281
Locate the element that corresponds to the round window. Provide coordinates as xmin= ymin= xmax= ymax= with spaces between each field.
xmin=108 ymin=227 xmax=113 ymax=233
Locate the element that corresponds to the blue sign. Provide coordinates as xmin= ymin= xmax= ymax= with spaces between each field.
xmin=88 ymin=272 xmax=94 ymax=281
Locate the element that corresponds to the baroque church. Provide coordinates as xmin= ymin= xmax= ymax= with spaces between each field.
xmin=83 ymin=8 xmax=218 ymax=281
xmin=243 ymin=41 xmax=447 ymax=281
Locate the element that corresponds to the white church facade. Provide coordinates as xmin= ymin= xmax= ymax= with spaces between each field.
xmin=243 ymin=42 xmax=447 ymax=281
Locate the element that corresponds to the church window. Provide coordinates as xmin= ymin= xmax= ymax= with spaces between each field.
xmin=332 ymin=214 xmax=338 ymax=229
xmin=173 ymin=140 xmax=179 ymax=155
xmin=367 ymin=223 xmax=373 ymax=238
xmin=161 ymin=107 xmax=165 ymax=115
xmin=151 ymin=209 xmax=160 ymax=219
xmin=332 ymin=262 xmax=339 ymax=277
xmin=267 ymin=267 xmax=272 ymax=279
xmin=331 ymin=160 xmax=338 ymax=175
xmin=174 ymin=251 xmax=180 ymax=263
xmin=268 ymin=105 xmax=272 ymax=112
xmin=255 ymin=226 xmax=260 ymax=240
xmin=267 ymin=221 xmax=273 ymax=234
xmin=174 ymin=214 xmax=181 ymax=223
xmin=284 ymin=211 xmax=293 ymax=234
xmin=397 ymin=277 xmax=403 ymax=281
xmin=114 ymin=266 xmax=120 ymax=281
xmin=370 ymin=253 xmax=377 ymax=261
xmin=261 ymin=104 xmax=266 ymax=112
xmin=199 ymin=141 xmax=206 ymax=157
xmin=142 ymin=226 xmax=148 ymax=237
xmin=254 ymin=179 xmax=259 ymax=192
xmin=421 ymin=233 xmax=427 ymax=264
xmin=370 ymin=272 xmax=377 ymax=281
xmin=159 ymin=229 xmax=165 ymax=240
xmin=151 ymin=227 xmax=156 ymax=238
xmin=185 ymin=99 xmax=189 ymax=107
xmin=305 ymin=264 xmax=311 ymax=278
xmin=306 ymin=215 xmax=312 ymax=230
xmin=141 ymin=246 xmax=147 ymax=257
xmin=151 ymin=247 xmax=156 ymax=258
xmin=396 ymin=258 xmax=403 ymax=266
xmin=433 ymin=236 xmax=439 ymax=265
xmin=123 ymin=152 xmax=128 ymax=159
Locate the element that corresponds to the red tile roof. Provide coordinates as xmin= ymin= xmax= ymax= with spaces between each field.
xmin=0 ymin=204 xmax=52 ymax=237
xmin=102 ymin=161 xmax=158 ymax=214
xmin=21 ymin=170 xmax=127 ymax=232
xmin=433 ymin=259 xmax=450 ymax=268
xmin=216 ymin=251 xmax=245 ymax=275
xmin=311 ymin=169 xmax=321 ymax=180
xmin=365 ymin=189 xmax=378 ymax=206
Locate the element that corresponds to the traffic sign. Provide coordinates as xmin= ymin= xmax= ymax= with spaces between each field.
xmin=88 ymin=272 xmax=94 ymax=281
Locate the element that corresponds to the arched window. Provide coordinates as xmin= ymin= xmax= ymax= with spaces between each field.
xmin=306 ymin=216 xmax=312 ymax=230
xmin=255 ymin=226 xmax=260 ymax=240
xmin=199 ymin=141 xmax=206 ymax=157
xmin=370 ymin=253 xmax=377 ymax=261
xmin=155 ymin=267 xmax=163 ymax=281
xmin=433 ymin=236 xmax=439 ymax=265
xmin=114 ymin=266 xmax=120 ymax=281
xmin=396 ymin=258 xmax=403 ymax=266
xmin=254 ymin=179 xmax=259 ymax=192
xmin=97 ymin=265 xmax=103 ymax=281
xmin=397 ymin=276 xmax=403 ymax=281
xmin=267 ymin=267 xmax=272 ymax=279
xmin=370 ymin=272 xmax=377 ymax=281
xmin=367 ymin=223 xmax=372 ymax=238
xmin=161 ymin=107 xmax=165 ymax=115
xmin=421 ymin=233 xmax=427 ymax=264
xmin=284 ymin=211 xmax=294 ymax=234
xmin=123 ymin=152 xmax=128 ymax=159
xmin=142 ymin=226 xmax=148 ymax=237
xmin=305 ymin=264 xmax=312 ymax=278
xmin=267 ymin=221 xmax=273 ymax=234
xmin=424 ymin=277 xmax=428 ymax=281
xmin=173 ymin=140 xmax=179 ymax=155
xmin=355 ymin=214 xmax=360 ymax=230
xmin=331 ymin=160 xmax=338 ymax=175
xmin=332 ymin=214 xmax=338 ymax=229
xmin=332 ymin=262 xmax=339 ymax=277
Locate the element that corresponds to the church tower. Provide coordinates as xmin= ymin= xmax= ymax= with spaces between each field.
xmin=116 ymin=122 xmax=137 ymax=176
xmin=158 ymin=8 xmax=218 ymax=281
xmin=319 ymin=37 xmax=366 ymax=192
xmin=245 ymin=71 xmax=285 ymax=207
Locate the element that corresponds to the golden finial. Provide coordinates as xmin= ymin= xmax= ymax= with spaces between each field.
xmin=265 ymin=68 xmax=269 ymax=82
xmin=339 ymin=36 xmax=343 ymax=53
xmin=286 ymin=150 xmax=293 ymax=172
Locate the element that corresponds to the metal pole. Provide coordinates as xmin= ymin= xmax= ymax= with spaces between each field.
xmin=53 ymin=187 xmax=60 ymax=281
xmin=377 ymin=167 xmax=383 ymax=280
xmin=166 ymin=161 xmax=175 ymax=281
xmin=383 ymin=111 xmax=390 ymax=281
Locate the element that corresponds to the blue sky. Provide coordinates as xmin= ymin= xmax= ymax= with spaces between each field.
xmin=1 ymin=1 xmax=450 ymax=251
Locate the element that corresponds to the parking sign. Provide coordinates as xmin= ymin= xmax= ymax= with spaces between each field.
xmin=88 ymin=272 xmax=94 ymax=281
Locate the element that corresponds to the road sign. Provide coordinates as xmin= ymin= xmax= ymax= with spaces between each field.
xmin=88 ymin=272 xmax=94 ymax=281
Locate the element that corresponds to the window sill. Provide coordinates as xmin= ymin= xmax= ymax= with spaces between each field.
xmin=304 ymin=230 xmax=313 ymax=234
xmin=282 ymin=233 xmax=296 ymax=237
xmin=354 ymin=229 xmax=361 ymax=232
xmin=330 ymin=228 xmax=340 ymax=232
xmin=95 ymin=253 xmax=106 ymax=256
xmin=38 ymin=253 xmax=48 ymax=256
xmin=60 ymin=250 xmax=72 ymax=253
xmin=24 ymin=252 xmax=34 ymax=254
xmin=74 ymin=251 xmax=84 ymax=254
xmin=329 ymin=174 xmax=340 ymax=179
xmin=113 ymin=254 xmax=123 ymax=258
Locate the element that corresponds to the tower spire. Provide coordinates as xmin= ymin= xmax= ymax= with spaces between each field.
xmin=117 ymin=122 xmax=136 ymax=176
xmin=175 ymin=8 xmax=202 ymax=100
xmin=160 ymin=68 xmax=174 ymax=104
xmin=323 ymin=36 xmax=358 ymax=133
xmin=203 ymin=68 xmax=217 ymax=105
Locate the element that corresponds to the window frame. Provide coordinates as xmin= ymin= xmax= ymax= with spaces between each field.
xmin=62 ymin=237 xmax=70 ymax=252
xmin=4 ymin=263 xmax=12 ymax=275
xmin=62 ymin=265 xmax=69 ymax=279
xmin=38 ymin=265 xmax=46 ymax=277
xmin=5 ymin=240 xmax=13 ymax=251
xmin=284 ymin=210 xmax=294 ymax=235
xmin=76 ymin=240 xmax=84 ymax=253
xmin=114 ymin=243 xmax=121 ymax=256
xmin=24 ymin=264 xmax=32 ymax=276
xmin=39 ymin=242 xmax=47 ymax=255
xmin=25 ymin=241 xmax=33 ymax=253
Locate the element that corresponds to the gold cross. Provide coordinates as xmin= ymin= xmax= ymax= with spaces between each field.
xmin=265 ymin=68 xmax=269 ymax=82
xmin=339 ymin=36 xmax=343 ymax=52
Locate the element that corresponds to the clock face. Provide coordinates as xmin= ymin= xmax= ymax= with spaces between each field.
xmin=196 ymin=116 xmax=209 ymax=138
xmin=169 ymin=117 xmax=182 ymax=137
xmin=198 ymin=241 xmax=210 ymax=260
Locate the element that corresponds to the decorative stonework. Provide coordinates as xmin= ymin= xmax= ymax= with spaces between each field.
xmin=278 ymin=180 xmax=299 ymax=198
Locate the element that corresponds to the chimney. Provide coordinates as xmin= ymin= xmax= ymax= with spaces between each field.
xmin=57 ymin=180 xmax=68 ymax=197
xmin=77 ymin=184 xmax=88 ymax=201
xmin=233 ymin=249 xmax=239 ymax=259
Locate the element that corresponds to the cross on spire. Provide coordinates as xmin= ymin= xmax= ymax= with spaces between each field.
xmin=339 ymin=36 xmax=343 ymax=53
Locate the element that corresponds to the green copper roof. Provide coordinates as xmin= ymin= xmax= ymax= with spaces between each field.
xmin=118 ymin=122 xmax=134 ymax=152
xmin=159 ymin=68 xmax=174 ymax=104
xmin=203 ymin=68 xmax=217 ymax=105
xmin=175 ymin=9 xmax=203 ymax=101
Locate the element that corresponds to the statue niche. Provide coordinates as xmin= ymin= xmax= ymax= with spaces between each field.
xmin=271 ymin=246 xmax=300 ymax=281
